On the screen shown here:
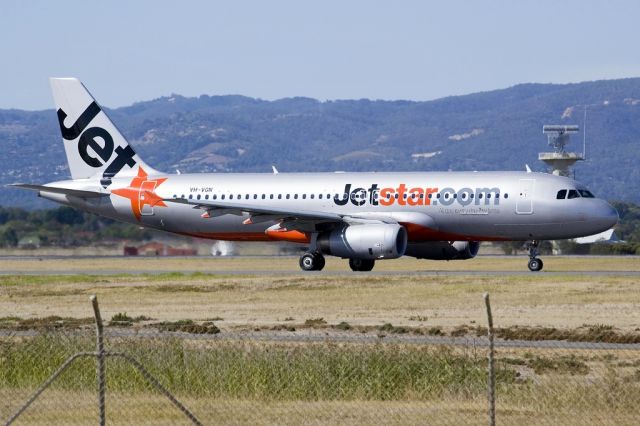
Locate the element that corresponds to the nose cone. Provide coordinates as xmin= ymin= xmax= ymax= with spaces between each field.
xmin=593 ymin=200 xmax=619 ymax=231
xmin=604 ymin=202 xmax=619 ymax=228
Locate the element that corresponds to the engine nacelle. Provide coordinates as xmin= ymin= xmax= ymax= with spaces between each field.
xmin=405 ymin=241 xmax=480 ymax=260
xmin=317 ymin=224 xmax=408 ymax=260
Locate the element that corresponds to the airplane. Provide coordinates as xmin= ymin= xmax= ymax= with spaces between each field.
xmin=10 ymin=78 xmax=618 ymax=272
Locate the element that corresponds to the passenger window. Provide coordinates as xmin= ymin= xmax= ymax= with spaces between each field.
xmin=221 ymin=195 xmax=225 ymax=200
xmin=556 ymin=190 xmax=567 ymax=199
xmin=189 ymin=194 xmax=193 ymax=199
xmin=261 ymin=194 xmax=265 ymax=199
xmin=229 ymin=195 xmax=233 ymax=200
xmin=504 ymin=194 xmax=508 ymax=199
xmin=205 ymin=194 xmax=209 ymax=200
xmin=318 ymin=194 xmax=322 ymax=199
xmin=578 ymin=189 xmax=595 ymax=198
xmin=567 ymin=189 xmax=580 ymax=199
xmin=294 ymin=194 xmax=298 ymax=199
xmin=309 ymin=194 xmax=313 ymax=199
xmin=213 ymin=195 xmax=217 ymax=200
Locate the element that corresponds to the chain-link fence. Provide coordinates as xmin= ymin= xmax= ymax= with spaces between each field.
xmin=1 ymin=295 xmax=639 ymax=425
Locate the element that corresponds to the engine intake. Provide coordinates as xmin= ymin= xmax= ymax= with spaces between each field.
xmin=317 ymin=224 xmax=407 ymax=260
xmin=405 ymin=241 xmax=480 ymax=260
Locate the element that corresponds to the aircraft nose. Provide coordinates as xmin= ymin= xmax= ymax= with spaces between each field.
xmin=594 ymin=201 xmax=619 ymax=229
xmin=604 ymin=202 xmax=619 ymax=228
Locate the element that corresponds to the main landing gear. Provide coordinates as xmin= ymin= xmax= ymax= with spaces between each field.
xmin=527 ymin=240 xmax=544 ymax=272
xmin=348 ymin=258 xmax=375 ymax=272
xmin=299 ymin=251 xmax=325 ymax=271
xmin=298 ymin=252 xmax=376 ymax=272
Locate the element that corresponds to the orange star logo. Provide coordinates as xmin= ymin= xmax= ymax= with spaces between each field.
xmin=111 ymin=167 xmax=167 ymax=221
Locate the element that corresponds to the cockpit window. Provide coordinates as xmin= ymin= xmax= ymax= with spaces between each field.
xmin=567 ymin=189 xmax=580 ymax=199
xmin=578 ymin=189 xmax=595 ymax=198
xmin=556 ymin=189 xmax=567 ymax=199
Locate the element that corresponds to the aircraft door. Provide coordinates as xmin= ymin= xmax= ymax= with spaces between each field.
xmin=516 ymin=179 xmax=534 ymax=214
xmin=140 ymin=180 xmax=158 ymax=216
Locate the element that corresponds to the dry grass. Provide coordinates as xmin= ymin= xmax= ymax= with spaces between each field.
xmin=0 ymin=258 xmax=639 ymax=331
xmin=2 ymin=257 xmax=639 ymax=425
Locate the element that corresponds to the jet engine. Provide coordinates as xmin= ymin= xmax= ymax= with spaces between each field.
xmin=317 ymin=224 xmax=408 ymax=260
xmin=405 ymin=241 xmax=480 ymax=260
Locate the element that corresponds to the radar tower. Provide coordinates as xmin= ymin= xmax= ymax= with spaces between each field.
xmin=538 ymin=125 xmax=584 ymax=176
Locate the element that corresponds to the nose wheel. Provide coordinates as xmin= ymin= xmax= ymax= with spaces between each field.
xmin=526 ymin=240 xmax=543 ymax=272
xmin=299 ymin=251 xmax=325 ymax=271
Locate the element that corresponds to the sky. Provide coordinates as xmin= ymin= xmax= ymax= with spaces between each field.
xmin=1 ymin=0 xmax=640 ymax=110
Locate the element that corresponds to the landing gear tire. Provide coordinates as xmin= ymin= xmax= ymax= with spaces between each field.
xmin=299 ymin=252 xmax=325 ymax=271
xmin=348 ymin=258 xmax=375 ymax=272
xmin=528 ymin=258 xmax=543 ymax=272
xmin=526 ymin=240 xmax=544 ymax=272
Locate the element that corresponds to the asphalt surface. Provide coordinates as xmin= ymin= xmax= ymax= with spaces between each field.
xmin=1 ymin=269 xmax=640 ymax=276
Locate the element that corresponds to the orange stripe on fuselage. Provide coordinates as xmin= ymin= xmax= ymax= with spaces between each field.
xmin=178 ymin=230 xmax=310 ymax=243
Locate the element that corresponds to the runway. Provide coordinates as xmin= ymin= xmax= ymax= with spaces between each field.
xmin=1 ymin=254 xmax=639 ymax=276
xmin=1 ymin=268 xmax=640 ymax=276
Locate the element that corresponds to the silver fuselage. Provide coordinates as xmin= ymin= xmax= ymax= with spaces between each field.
xmin=43 ymin=171 xmax=618 ymax=243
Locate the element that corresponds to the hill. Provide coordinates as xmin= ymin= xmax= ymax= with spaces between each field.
xmin=1 ymin=78 xmax=640 ymax=208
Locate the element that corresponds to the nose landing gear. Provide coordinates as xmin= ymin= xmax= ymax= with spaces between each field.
xmin=527 ymin=240 xmax=544 ymax=272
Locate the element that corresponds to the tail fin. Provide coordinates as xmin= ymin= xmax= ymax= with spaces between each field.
xmin=50 ymin=78 xmax=159 ymax=186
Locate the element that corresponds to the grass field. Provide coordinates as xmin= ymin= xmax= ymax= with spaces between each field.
xmin=1 ymin=255 xmax=639 ymax=424
xmin=2 ymin=336 xmax=639 ymax=425
xmin=0 ymin=256 xmax=639 ymax=331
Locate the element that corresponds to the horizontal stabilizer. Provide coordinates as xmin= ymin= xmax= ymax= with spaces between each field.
xmin=8 ymin=183 xmax=109 ymax=198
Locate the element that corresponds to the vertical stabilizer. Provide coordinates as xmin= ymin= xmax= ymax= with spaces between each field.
xmin=50 ymin=78 xmax=159 ymax=186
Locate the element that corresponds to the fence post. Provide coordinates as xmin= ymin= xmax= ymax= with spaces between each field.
xmin=484 ymin=292 xmax=496 ymax=426
xmin=90 ymin=295 xmax=106 ymax=426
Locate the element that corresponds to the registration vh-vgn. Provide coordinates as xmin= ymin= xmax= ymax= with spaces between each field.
xmin=11 ymin=78 xmax=619 ymax=271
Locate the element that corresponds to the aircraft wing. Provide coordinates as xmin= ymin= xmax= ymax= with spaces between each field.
xmin=165 ymin=197 xmax=343 ymax=222
xmin=163 ymin=198 xmax=438 ymax=231
xmin=8 ymin=183 xmax=109 ymax=198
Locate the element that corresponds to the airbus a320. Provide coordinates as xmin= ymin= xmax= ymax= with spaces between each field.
xmin=10 ymin=78 xmax=619 ymax=272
